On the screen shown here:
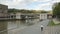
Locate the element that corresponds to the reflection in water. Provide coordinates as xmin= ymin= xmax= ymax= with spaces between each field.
xmin=0 ymin=21 xmax=7 ymax=34
xmin=0 ymin=19 xmax=39 ymax=34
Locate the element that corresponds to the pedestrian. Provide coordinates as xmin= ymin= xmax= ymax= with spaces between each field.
xmin=41 ymin=25 xmax=43 ymax=31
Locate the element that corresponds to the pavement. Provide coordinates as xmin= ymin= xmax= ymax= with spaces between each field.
xmin=8 ymin=19 xmax=50 ymax=34
xmin=44 ymin=25 xmax=60 ymax=34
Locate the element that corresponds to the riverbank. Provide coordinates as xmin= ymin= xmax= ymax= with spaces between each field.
xmin=48 ymin=19 xmax=60 ymax=26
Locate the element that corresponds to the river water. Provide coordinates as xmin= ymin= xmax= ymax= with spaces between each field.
xmin=0 ymin=19 xmax=39 ymax=34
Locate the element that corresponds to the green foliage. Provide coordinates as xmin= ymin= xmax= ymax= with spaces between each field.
xmin=52 ymin=2 xmax=60 ymax=18
xmin=8 ymin=9 xmax=41 ymax=13
xmin=8 ymin=9 xmax=48 ymax=14
xmin=48 ymin=21 xmax=55 ymax=26
xmin=48 ymin=20 xmax=60 ymax=26
xmin=41 ymin=11 xmax=48 ymax=13
xmin=8 ymin=9 xmax=20 ymax=13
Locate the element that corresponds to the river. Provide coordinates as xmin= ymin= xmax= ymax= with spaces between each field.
xmin=0 ymin=19 xmax=39 ymax=34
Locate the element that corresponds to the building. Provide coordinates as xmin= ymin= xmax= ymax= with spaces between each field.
xmin=39 ymin=13 xmax=48 ymax=20
xmin=0 ymin=4 xmax=8 ymax=18
xmin=39 ymin=13 xmax=52 ymax=20
xmin=8 ymin=13 xmax=16 ymax=19
xmin=47 ymin=14 xmax=52 ymax=19
xmin=8 ymin=12 xmax=39 ymax=19
xmin=8 ymin=12 xmax=49 ymax=20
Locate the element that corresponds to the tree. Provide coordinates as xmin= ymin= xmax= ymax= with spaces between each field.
xmin=8 ymin=9 xmax=20 ymax=13
xmin=41 ymin=10 xmax=48 ymax=13
xmin=52 ymin=2 xmax=60 ymax=19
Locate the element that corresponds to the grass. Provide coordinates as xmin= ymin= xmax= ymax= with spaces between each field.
xmin=48 ymin=20 xmax=60 ymax=26
xmin=48 ymin=20 xmax=55 ymax=26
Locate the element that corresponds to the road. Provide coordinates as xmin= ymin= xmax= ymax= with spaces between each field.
xmin=8 ymin=19 xmax=50 ymax=34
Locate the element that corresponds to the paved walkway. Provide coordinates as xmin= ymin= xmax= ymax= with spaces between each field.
xmin=44 ymin=25 xmax=60 ymax=34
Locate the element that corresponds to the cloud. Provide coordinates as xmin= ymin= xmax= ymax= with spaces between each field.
xmin=0 ymin=0 xmax=60 ymax=10
xmin=0 ymin=0 xmax=51 ymax=5
xmin=30 ymin=0 xmax=60 ymax=10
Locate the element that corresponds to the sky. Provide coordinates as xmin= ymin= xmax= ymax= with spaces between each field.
xmin=0 ymin=0 xmax=60 ymax=11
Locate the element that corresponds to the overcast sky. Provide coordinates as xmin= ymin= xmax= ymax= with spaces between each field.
xmin=0 ymin=0 xmax=60 ymax=10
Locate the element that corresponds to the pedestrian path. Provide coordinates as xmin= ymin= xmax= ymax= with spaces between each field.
xmin=44 ymin=25 xmax=60 ymax=34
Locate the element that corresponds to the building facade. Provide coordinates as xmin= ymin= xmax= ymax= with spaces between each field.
xmin=0 ymin=4 xmax=8 ymax=18
xmin=8 ymin=13 xmax=39 ymax=19
xmin=39 ymin=13 xmax=52 ymax=20
xmin=39 ymin=13 xmax=48 ymax=20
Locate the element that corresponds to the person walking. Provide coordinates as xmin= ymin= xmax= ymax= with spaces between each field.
xmin=41 ymin=25 xmax=44 ymax=31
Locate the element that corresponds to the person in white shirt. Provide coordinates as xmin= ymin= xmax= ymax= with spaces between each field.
xmin=41 ymin=25 xmax=43 ymax=31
